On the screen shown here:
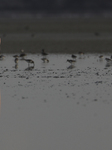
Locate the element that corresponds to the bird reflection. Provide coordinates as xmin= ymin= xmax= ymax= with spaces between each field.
xmin=105 ymin=63 xmax=112 ymax=68
xmin=15 ymin=64 xmax=18 ymax=69
xmin=24 ymin=66 xmax=34 ymax=71
xmin=67 ymin=65 xmax=75 ymax=69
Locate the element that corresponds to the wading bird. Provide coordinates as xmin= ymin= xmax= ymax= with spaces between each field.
xmin=71 ymin=54 xmax=77 ymax=59
xmin=41 ymin=58 xmax=49 ymax=63
xmin=41 ymin=49 xmax=48 ymax=56
xmin=67 ymin=59 xmax=76 ymax=64
xmin=0 ymin=55 xmax=5 ymax=60
xmin=15 ymin=57 xmax=18 ymax=64
xmin=25 ymin=59 xmax=35 ymax=67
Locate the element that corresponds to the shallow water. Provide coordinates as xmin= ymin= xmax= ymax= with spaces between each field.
xmin=0 ymin=53 xmax=112 ymax=150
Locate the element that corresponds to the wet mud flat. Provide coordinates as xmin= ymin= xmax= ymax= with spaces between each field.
xmin=1 ymin=53 xmax=112 ymax=150
xmin=1 ymin=53 xmax=112 ymax=104
xmin=0 ymin=18 xmax=112 ymax=53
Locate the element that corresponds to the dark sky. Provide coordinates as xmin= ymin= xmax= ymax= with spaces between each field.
xmin=0 ymin=0 xmax=112 ymax=13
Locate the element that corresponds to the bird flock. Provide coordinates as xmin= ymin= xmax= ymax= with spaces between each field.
xmin=0 ymin=49 xmax=84 ymax=69
xmin=12 ymin=49 xmax=84 ymax=68
xmin=0 ymin=49 xmax=50 ymax=69
xmin=0 ymin=48 xmax=111 ymax=70
xmin=13 ymin=49 xmax=35 ymax=68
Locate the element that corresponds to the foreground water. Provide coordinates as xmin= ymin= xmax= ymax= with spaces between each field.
xmin=0 ymin=53 xmax=112 ymax=150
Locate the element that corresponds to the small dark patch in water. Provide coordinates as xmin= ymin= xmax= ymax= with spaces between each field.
xmin=22 ymin=96 xmax=27 ymax=99
xmin=44 ymin=99 xmax=47 ymax=103
xmin=94 ymin=99 xmax=98 ymax=101
xmin=53 ymin=76 xmax=59 ymax=78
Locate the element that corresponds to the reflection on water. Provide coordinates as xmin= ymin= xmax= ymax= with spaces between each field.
xmin=24 ymin=66 xmax=34 ymax=71
xmin=67 ymin=64 xmax=75 ymax=69
xmin=14 ymin=64 xmax=18 ymax=69
xmin=0 ymin=53 xmax=112 ymax=150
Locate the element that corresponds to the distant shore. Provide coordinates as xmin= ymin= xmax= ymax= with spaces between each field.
xmin=0 ymin=18 xmax=112 ymax=53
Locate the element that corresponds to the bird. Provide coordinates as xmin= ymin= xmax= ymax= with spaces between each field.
xmin=19 ymin=49 xmax=26 ymax=59
xmin=41 ymin=49 xmax=48 ymax=56
xmin=21 ymin=49 xmax=24 ymax=53
xmin=78 ymin=51 xmax=84 ymax=55
xmin=19 ymin=53 xmax=26 ymax=58
xmin=110 ymin=55 xmax=112 ymax=59
xmin=99 ymin=55 xmax=103 ymax=59
xmin=0 ymin=55 xmax=5 ymax=60
xmin=15 ymin=57 xmax=18 ymax=64
xmin=67 ymin=59 xmax=76 ymax=64
xmin=41 ymin=58 xmax=49 ymax=63
xmin=99 ymin=55 xmax=103 ymax=61
xmin=24 ymin=59 xmax=35 ymax=66
xmin=13 ymin=55 xmax=19 ymax=58
xmin=71 ymin=54 xmax=77 ymax=59
xmin=105 ymin=58 xmax=112 ymax=63
xmin=78 ymin=51 xmax=85 ymax=59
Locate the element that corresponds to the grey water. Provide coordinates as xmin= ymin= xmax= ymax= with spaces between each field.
xmin=0 ymin=53 xmax=112 ymax=150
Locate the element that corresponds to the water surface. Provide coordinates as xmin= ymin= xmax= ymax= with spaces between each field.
xmin=0 ymin=53 xmax=112 ymax=150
